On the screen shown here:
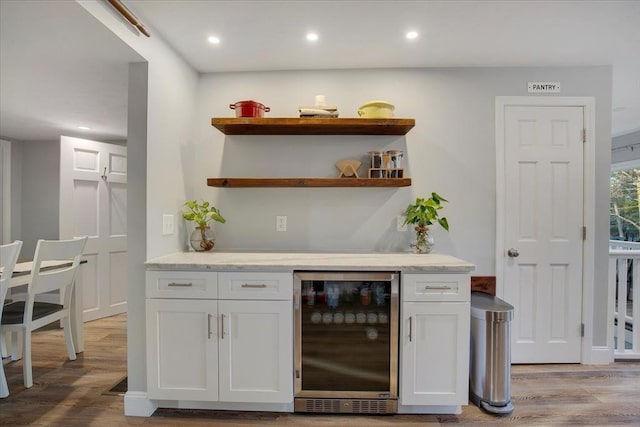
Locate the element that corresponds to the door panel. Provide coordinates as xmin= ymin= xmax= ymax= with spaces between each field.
xmin=218 ymin=299 xmax=293 ymax=403
xmin=60 ymin=136 xmax=127 ymax=321
xmin=400 ymin=302 xmax=469 ymax=406
xmin=146 ymin=299 xmax=218 ymax=401
xmin=503 ymin=105 xmax=584 ymax=363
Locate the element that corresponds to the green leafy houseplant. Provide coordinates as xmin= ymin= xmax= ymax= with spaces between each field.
xmin=182 ymin=200 xmax=226 ymax=251
xmin=403 ymin=192 xmax=449 ymax=253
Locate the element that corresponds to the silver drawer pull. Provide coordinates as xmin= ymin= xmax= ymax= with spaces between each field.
xmin=241 ymin=283 xmax=267 ymax=288
xmin=409 ymin=316 xmax=413 ymax=342
xmin=168 ymin=282 xmax=193 ymax=287
xmin=424 ymin=285 xmax=452 ymax=290
xmin=220 ymin=314 xmax=225 ymax=339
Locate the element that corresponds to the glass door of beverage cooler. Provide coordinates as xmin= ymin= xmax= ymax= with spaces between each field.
xmin=293 ymin=272 xmax=398 ymax=399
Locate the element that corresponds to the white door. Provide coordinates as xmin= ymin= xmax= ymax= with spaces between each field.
xmin=218 ymin=299 xmax=293 ymax=403
xmin=501 ymin=105 xmax=584 ymax=363
xmin=60 ymin=136 xmax=127 ymax=321
xmin=146 ymin=298 xmax=219 ymax=401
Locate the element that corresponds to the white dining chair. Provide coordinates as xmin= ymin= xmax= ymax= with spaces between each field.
xmin=1 ymin=240 xmax=23 ymax=398
xmin=1 ymin=236 xmax=87 ymax=389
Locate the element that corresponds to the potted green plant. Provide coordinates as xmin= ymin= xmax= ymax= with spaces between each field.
xmin=403 ymin=192 xmax=449 ymax=253
xmin=182 ymin=200 xmax=226 ymax=251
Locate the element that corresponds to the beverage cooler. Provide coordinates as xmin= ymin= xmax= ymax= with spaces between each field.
xmin=293 ymin=271 xmax=399 ymax=414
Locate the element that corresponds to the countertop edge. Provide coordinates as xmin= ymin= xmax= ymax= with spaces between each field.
xmin=144 ymin=252 xmax=475 ymax=274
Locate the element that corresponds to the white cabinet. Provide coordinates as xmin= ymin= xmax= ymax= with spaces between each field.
xmin=146 ymin=271 xmax=293 ymax=404
xmin=218 ymin=299 xmax=292 ymax=403
xmin=400 ymin=274 xmax=470 ymax=407
xmin=146 ymin=298 xmax=219 ymax=401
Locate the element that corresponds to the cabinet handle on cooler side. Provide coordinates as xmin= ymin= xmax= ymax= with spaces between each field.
xmin=220 ymin=314 xmax=225 ymax=339
xmin=207 ymin=314 xmax=212 ymax=339
xmin=409 ymin=316 xmax=413 ymax=342
xmin=241 ymin=283 xmax=267 ymax=288
xmin=168 ymin=282 xmax=193 ymax=287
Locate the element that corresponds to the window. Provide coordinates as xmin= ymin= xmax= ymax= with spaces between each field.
xmin=610 ymin=160 xmax=640 ymax=242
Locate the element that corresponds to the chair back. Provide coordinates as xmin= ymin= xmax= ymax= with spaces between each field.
xmin=1 ymin=240 xmax=23 ymax=307
xmin=27 ymin=237 xmax=87 ymax=298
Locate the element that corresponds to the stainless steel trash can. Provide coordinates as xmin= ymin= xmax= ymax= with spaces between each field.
xmin=470 ymin=292 xmax=514 ymax=415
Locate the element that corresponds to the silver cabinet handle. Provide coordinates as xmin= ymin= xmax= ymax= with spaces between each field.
xmin=220 ymin=314 xmax=225 ymax=339
xmin=424 ymin=285 xmax=451 ymax=290
xmin=507 ymin=248 xmax=520 ymax=258
xmin=207 ymin=314 xmax=212 ymax=339
xmin=168 ymin=282 xmax=193 ymax=287
xmin=241 ymin=283 xmax=267 ymax=288
xmin=409 ymin=316 xmax=413 ymax=342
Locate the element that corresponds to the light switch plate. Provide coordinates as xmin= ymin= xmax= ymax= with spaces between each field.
xmin=276 ymin=215 xmax=287 ymax=232
xmin=162 ymin=214 xmax=174 ymax=235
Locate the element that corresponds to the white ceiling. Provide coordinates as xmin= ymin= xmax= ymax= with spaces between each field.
xmin=1 ymin=0 xmax=639 ymax=143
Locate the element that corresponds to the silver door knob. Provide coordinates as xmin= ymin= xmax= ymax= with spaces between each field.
xmin=507 ymin=248 xmax=520 ymax=258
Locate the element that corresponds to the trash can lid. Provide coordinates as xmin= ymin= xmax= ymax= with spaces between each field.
xmin=471 ymin=292 xmax=514 ymax=321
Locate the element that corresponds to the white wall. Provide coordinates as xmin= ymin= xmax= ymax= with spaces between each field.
xmin=0 ymin=139 xmax=11 ymax=244
xmin=78 ymin=0 xmax=199 ymax=402
xmin=17 ymin=140 xmax=60 ymax=256
xmin=192 ymin=66 xmax=612 ymax=345
xmin=9 ymin=139 xmax=22 ymax=248
xmin=196 ymin=69 xmax=610 ymax=257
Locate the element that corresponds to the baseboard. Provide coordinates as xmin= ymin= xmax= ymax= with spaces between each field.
xmin=587 ymin=346 xmax=614 ymax=365
xmin=124 ymin=391 xmax=157 ymax=417
xmin=397 ymin=404 xmax=462 ymax=414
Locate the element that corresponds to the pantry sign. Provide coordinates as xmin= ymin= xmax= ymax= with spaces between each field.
xmin=528 ymin=82 xmax=561 ymax=93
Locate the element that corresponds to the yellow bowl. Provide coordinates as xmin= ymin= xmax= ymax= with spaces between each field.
xmin=357 ymin=100 xmax=395 ymax=118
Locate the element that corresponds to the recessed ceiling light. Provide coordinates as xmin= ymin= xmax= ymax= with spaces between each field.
xmin=77 ymin=126 xmax=91 ymax=131
xmin=306 ymin=32 xmax=319 ymax=42
xmin=207 ymin=36 xmax=221 ymax=44
xmin=406 ymin=31 xmax=419 ymax=40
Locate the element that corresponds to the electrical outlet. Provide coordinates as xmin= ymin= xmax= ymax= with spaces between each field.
xmin=276 ymin=215 xmax=287 ymax=232
xmin=397 ymin=215 xmax=407 ymax=231
xmin=162 ymin=214 xmax=174 ymax=235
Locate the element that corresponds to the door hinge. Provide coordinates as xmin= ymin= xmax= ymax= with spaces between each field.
xmin=582 ymin=129 xmax=587 ymax=143
xmin=582 ymin=226 xmax=587 ymax=240
xmin=581 ymin=323 xmax=585 ymax=337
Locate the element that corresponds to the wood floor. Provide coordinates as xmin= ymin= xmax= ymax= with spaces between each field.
xmin=1 ymin=313 xmax=639 ymax=426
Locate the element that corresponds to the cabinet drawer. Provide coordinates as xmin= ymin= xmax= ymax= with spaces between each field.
xmin=146 ymin=271 xmax=218 ymax=299
xmin=402 ymin=274 xmax=470 ymax=302
xmin=218 ymin=272 xmax=292 ymax=300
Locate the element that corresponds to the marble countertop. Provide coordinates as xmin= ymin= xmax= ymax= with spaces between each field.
xmin=145 ymin=251 xmax=475 ymax=273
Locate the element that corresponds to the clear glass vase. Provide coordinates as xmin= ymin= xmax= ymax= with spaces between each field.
xmin=411 ymin=226 xmax=432 ymax=254
xmin=190 ymin=226 xmax=215 ymax=252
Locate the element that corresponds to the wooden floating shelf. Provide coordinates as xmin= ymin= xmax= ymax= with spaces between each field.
xmin=207 ymin=178 xmax=412 ymax=188
xmin=211 ymin=117 xmax=415 ymax=135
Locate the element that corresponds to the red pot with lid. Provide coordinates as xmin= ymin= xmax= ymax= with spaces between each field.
xmin=229 ymin=100 xmax=271 ymax=118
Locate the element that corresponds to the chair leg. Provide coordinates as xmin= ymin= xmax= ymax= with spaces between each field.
xmin=23 ymin=329 xmax=32 ymax=388
xmin=0 ymin=358 xmax=8 ymax=398
xmin=62 ymin=316 xmax=76 ymax=361
xmin=10 ymin=331 xmax=22 ymax=361
xmin=0 ymin=331 xmax=7 ymax=358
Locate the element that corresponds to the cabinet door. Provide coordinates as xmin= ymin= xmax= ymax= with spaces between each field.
xmin=400 ymin=302 xmax=470 ymax=406
xmin=218 ymin=300 xmax=293 ymax=403
xmin=146 ymin=299 xmax=219 ymax=401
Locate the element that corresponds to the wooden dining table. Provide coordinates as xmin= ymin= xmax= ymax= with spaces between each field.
xmin=4 ymin=259 xmax=86 ymax=354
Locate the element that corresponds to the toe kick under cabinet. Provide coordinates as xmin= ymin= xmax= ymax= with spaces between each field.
xmin=399 ymin=273 xmax=471 ymax=411
xmin=145 ymin=270 xmax=293 ymax=404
